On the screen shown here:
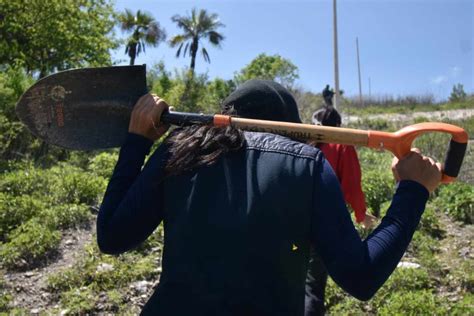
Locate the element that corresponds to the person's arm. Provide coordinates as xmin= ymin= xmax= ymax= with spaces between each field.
xmin=97 ymin=134 xmax=169 ymax=254
xmin=310 ymin=150 xmax=440 ymax=300
xmin=338 ymin=145 xmax=367 ymax=223
xmin=97 ymin=94 xmax=170 ymax=254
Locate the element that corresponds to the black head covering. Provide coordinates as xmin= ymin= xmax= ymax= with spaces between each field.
xmin=221 ymin=79 xmax=302 ymax=123
xmin=312 ymin=106 xmax=341 ymax=127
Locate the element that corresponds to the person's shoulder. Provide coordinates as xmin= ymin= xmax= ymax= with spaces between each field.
xmin=243 ymin=131 xmax=322 ymax=161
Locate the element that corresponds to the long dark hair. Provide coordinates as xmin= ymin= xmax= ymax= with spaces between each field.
xmin=164 ymin=79 xmax=301 ymax=176
xmin=164 ymin=123 xmax=245 ymax=176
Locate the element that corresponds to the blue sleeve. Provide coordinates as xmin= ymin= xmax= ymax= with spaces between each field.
xmin=310 ymin=158 xmax=429 ymax=300
xmin=97 ymin=133 xmax=169 ymax=254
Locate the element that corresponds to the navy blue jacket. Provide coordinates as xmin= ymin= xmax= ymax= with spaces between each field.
xmin=97 ymin=132 xmax=429 ymax=315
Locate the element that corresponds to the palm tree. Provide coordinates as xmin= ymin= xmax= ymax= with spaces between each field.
xmin=119 ymin=9 xmax=166 ymax=65
xmin=170 ymin=8 xmax=224 ymax=73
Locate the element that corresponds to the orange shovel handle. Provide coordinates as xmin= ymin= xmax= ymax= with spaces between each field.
xmin=368 ymin=122 xmax=468 ymax=183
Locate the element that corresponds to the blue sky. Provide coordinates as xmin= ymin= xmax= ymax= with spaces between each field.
xmin=113 ymin=0 xmax=473 ymax=101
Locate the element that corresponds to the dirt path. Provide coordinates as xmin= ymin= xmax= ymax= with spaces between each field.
xmin=344 ymin=108 xmax=474 ymax=124
xmin=3 ymin=223 xmax=94 ymax=314
xmin=436 ymin=213 xmax=474 ymax=302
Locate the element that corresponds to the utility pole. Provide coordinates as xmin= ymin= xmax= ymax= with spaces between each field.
xmin=333 ymin=0 xmax=340 ymax=109
xmin=368 ymin=77 xmax=371 ymax=99
xmin=356 ymin=37 xmax=363 ymax=106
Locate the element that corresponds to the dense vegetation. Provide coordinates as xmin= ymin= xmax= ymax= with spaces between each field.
xmin=0 ymin=0 xmax=472 ymax=314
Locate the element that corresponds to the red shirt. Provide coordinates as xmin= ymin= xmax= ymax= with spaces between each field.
xmin=318 ymin=143 xmax=367 ymax=222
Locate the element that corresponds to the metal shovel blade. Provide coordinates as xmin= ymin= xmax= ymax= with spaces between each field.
xmin=15 ymin=65 xmax=147 ymax=150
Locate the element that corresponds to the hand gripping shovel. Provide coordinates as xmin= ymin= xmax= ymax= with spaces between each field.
xmin=16 ymin=65 xmax=468 ymax=183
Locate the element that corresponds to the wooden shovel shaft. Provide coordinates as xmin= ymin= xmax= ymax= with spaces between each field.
xmin=217 ymin=116 xmax=369 ymax=146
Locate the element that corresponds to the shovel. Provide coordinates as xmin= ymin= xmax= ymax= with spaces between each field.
xmin=16 ymin=65 xmax=468 ymax=183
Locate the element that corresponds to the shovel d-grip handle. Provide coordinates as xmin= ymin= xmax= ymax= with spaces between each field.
xmin=162 ymin=112 xmax=468 ymax=184
xmin=367 ymin=123 xmax=468 ymax=183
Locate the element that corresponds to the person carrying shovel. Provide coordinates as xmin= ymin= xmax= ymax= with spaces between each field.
xmin=97 ymin=79 xmax=441 ymax=315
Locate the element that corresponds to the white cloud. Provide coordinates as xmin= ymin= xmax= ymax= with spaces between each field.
xmin=431 ymin=75 xmax=447 ymax=85
xmin=450 ymin=66 xmax=461 ymax=77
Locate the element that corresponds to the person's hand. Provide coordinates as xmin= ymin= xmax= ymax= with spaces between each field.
xmin=391 ymin=148 xmax=442 ymax=193
xmin=128 ymin=94 xmax=170 ymax=141
xmin=361 ymin=213 xmax=378 ymax=229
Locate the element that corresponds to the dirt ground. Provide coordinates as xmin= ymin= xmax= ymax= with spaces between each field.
xmin=3 ymin=223 xmax=95 ymax=313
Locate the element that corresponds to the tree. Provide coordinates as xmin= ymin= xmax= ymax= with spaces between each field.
xmin=147 ymin=61 xmax=173 ymax=95
xmin=449 ymin=83 xmax=467 ymax=102
xmin=169 ymin=8 xmax=225 ymax=73
xmin=0 ymin=0 xmax=118 ymax=78
xmin=235 ymin=54 xmax=299 ymax=88
xmin=119 ymin=9 xmax=166 ymax=66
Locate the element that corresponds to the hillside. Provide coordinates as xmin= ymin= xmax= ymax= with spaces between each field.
xmin=1 ymin=106 xmax=472 ymax=314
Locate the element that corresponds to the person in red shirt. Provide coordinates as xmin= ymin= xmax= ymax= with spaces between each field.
xmin=312 ymin=106 xmax=376 ymax=227
xmin=305 ymin=105 xmax=376 ymax=316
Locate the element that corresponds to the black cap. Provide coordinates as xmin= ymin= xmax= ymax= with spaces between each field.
xmin=221 ymin=79 xmax=302 ymax=123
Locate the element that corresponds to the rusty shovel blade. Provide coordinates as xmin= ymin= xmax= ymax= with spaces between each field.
xmin=15 ymin=65 xmax=147 ymax=150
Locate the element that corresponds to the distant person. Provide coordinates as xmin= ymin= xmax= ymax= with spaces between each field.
xmin=322 ymin=85 xmax=334 ymax=106
xmin=306 ymin=105 xmax=377 ymax=315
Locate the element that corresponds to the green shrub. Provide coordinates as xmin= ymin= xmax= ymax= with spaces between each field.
xmin=378 ymin=200 xmax=392 ymax=218
xmin=0 ymin=276 xmax=11 ymax=312
xmin=0 ymin=164 xmax=107 ymax=206
xmin=449 ymin=293 xmax=473 ymax=315
xmin=88 ymin=152 xmax=119 ymax=179
xmin=378 ymin=290 xmax=447 ymax=315
xmin=0 ymin=159 xmax=34 ymax=174
xmin=326 ymin=269 xmax=441 ymax=314
xmin=40 ymin=204 xmax=92 ymax=230
xmin=435 ymin=182 xmax=473 ymax=224
xmin=341 ymin=96 xmax=471 ymax=116
xmin=48 ymin=242 xmax=159 ymax=293
xmin=0 ymin=68 xmax=36 ymax=162
xmin=0 ymin=219 xmax=61 ymax=270
xmin=325 ymin=278 xmax=347 ymax=309
xmin=407 ymin=231 xmax=440 ymax=270
xmin=47 ymin=164 xmax=107 ymax=205
xmin=366 ymin=267 xmax=433 ymax=312
xmin=0 ymin=193 xmax=46 ymax=241
xmin=105 ymin=289 xmax=125 ymax=312
xmin=358 ymin=148 xmax=392 ymax=171
xmin=328 ymin=297 xmax=367 ymax=315
xmin=347 ymin=117 xmax=395 ymax=131
xmin=47 ymin=241 xmax=160 ymax=314
xmin=445 ymin=259 xmax=474 ymax=295
xmin=60 ymin=287 xmax=97 ymax=315
xmin=47 ymin=267 xmax=85 ymax=292
xmin=362 ymin=169 xmax=394 ymax=217
xmin=0 ymin=114 xmax=31 ymax=161
xmin=65 ymin=151 xmax=100 ymax=170
xmin=383 ymin=268 xmax=432 ymax=293
xmin=418 ymin=204 xmax=445 ymax=239
xmin=0 ymin=167 xmax=51 ymax=196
